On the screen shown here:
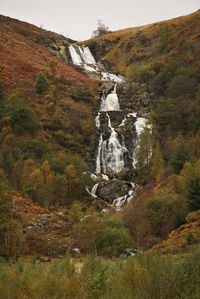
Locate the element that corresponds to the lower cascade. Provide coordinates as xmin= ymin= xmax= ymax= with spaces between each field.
xmin=88 ymin=84 xmax=149 ymax=209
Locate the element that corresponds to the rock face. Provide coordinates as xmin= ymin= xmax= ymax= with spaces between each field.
xmin=96 ymin=179 xmax=130 ymax=203
xmin=117 ymin=82 xmax=154 ymax=115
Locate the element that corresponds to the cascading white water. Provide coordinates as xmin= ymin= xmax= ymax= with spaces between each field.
xmin=100 ymin=85 xmax=120 ymax=111
xmin=68 ymin=44 xmax=150 ymax=209
xmin=101 ymin=72 xmax=124 ymax=83
xmin=103 ymin=113 xmax=125 ymax=172
xmin=68 ymin=45 xmax=83 ymax=65
xmin=132 ymin=118 xmax=151 ymax=168
xmin=78 ymin=46 xmax=96 ymax=65
xmin=96 ymin=134 xmax=103 ymax=173
xmin=95 ymin=85 xmax=128 ymax=173
xmin=68 ymin=45 xmax=124 ymax=83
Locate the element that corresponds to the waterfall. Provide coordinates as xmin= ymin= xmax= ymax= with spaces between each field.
xmin=78 ymin=46 xmax=96 ymax=65
xmin=100 ymin=84 xmax=120 ymax=111
xmin=68 ymin=45 xmax=124 ymax=83
xmin=132 ymin=118 xmax=152 ymax=168
xmin=68 ymin=44 xmax=150 ymax=209
xmin=68 ymin=45 xmax=83 ymax=65
xmin=95 ymin=86 xmax=128 ymax=173
xmin=95 ymin=86 xmax=149 ymax=174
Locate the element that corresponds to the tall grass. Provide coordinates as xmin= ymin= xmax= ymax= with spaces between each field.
xmin=0 ymin=247 xmax=200 ymax=298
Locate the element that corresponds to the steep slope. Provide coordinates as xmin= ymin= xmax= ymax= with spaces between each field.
xmin=84 ymin=10 xmax=200 ymax=78
xmin=152 ymin=210 xmax=200 ymax=253
xmin=82 ymin=10 xmax=200 ymax=252
xmin=1 ymin=10 xmax=200 ymax=260
xmin=0 ymin=15 xmax=100 ymax=206
xmin=0 ymin=14 xmax=96 ymax=90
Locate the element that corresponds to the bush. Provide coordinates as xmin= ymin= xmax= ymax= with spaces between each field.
xmin=145 ymin=188 xmax=188 ymax=237
xmin=187 ymin=176 xmax=200 ymax=211
xmin=35 ymin=72 xmax=50 ymax=94
xmin=13 ymin=137 xmax=49 ymax=159
xmin=1 ymin=98 xmax=39 ymax=132
xmin=154 ymin=57 xmax=186 ymax=93
xmin=170 ymin=139 xmax=190 ymax=174
xmin=127 ymin=63 xmax=155 ymax=83
xmin=166 ymin=74 xmax=197 ymax=98
xmin=96 ymin=218 xmax=133 ymax=257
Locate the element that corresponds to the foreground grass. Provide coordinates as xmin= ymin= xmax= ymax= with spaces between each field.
xmin=0 ymin=246 xmax=200 ymax=299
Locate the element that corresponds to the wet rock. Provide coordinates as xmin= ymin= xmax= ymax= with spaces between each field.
xmin=117 ymin=82 xmax=155 ymax=114
xmin=71 ymin=248 xmax=81 ymax=256
xmin=96 ymin=179 xmax=129 ymax=203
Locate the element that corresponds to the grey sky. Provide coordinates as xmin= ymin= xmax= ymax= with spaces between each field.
xmin=1 ymin=0 xmax=199 ymax=41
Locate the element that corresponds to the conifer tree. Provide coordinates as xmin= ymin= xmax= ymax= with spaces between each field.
xmin=187 ymin=176 xmax=200 ymax=211
xmin=35 ymin=72 xmax=50 ymax=94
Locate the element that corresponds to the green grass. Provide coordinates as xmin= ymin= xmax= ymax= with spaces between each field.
xmin=0 ymin=247 xmax=200 ymax=299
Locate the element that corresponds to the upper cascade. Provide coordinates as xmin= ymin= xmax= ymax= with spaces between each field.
xmin=69 ymin=45 xmax=97 ymax=66
xmin=68 ymin=45 xmax=123 ymax=83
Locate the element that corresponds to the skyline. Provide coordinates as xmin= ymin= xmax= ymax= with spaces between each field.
xmin=1 ymin=0 xmax=199 ymax=41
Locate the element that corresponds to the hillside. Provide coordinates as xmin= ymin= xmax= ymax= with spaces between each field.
xmin=84 ymin=10 xmax=200 ymax=77
xmin=83 ymin=10 xmax=200 ymax=252
xmin=0 ymin=14 xmax=101 ymax=259
xmin=0 ymin=10 xmax=200 ymax=262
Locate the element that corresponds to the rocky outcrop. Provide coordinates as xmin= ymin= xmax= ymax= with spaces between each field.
xmin=96 ymin=179 xmax=130 ymax=203
xmin=117 ymin=82 xmax=155 ymax=115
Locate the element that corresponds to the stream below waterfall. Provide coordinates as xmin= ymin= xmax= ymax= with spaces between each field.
xmin=68 ymin=44 xmax=149 ymax=209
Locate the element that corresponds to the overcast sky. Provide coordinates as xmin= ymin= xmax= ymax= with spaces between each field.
xmin=1 ymin=0 xmax=199 ymax=41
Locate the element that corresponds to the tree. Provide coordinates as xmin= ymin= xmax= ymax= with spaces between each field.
xmin=0 ymin=169 xmax=12 ymax=260
xmin=96 ymin=217 xmax=132 ymax=257
xmin=35 ymin=72 xmax=50 ymax=94
xmin=5 ymin=98 xmax=39 ymax=132
xmin=152 ymin=143 xmax=164 ymax=182
xmin=135 ymin=126 xmax=153 ymax=171
xmin=92 ymin=20 xmax=110 ymax=37
xmin=65 ymin=164 xmax=80 ymax=199
xmin=0 ymin=83 xmax=4 ymax=101
xmin=187 ymin=176 xmax=200 ymax=211
xmin=170 ymin=138 xmax=190 ymax=174
xmin=53 ymin=173 xmax=68 ymax=204
xmin=74 ymin=211 xmax=101 ymax=256
xmin=68 ymin=201 xmax=83 ymax=224
xmin=145 ymin=188 xmax=188 ymax=238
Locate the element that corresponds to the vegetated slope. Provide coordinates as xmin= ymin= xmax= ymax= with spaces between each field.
xmin=0 ymin=14 xmax=95 ymax=90
xmin=1 ymin=10 xmax=200 ymax=259
xmin=85 ymin=10 xmax=200 ymax=77
xmin=152 ymin=210 xmax=200 ymax=253
xmin=84 ymin=10 xmax=200 ymax=252
xmin=0 ymin=15 xmax=101 ymax=258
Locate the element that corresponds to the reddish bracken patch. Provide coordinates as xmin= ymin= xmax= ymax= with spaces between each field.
xmin=12 ymin=194 xmax=48 ymax=214
xmin=0 ymin=16 xmax=95 ymax=92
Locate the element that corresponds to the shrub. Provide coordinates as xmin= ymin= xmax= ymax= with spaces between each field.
xmin=13 ymin=137 xmax=49 ymax=159
xmin=187 ymin=176 xmax=200 ymax=211
xmin=166 ymin=74 xmax=197 ymax=98
xmin=35 ymin=72 xmax=50 ymax=94
xmin=158 ymin=25 xmax=172 ymax=53
xmin=0 ymin=83 xmax=4 ymax=101
xmin=145 ymin=188 xmax=188 ymax=237
xmin=96 ymin=218 xmax=133 ymax=257
xmin=2 ymin=98 xmax=39 ymax=132
xmin=170 ymin=138 xmax=190 ymax=174
xmin=127 ymin=63 xmax=155 ymax=83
